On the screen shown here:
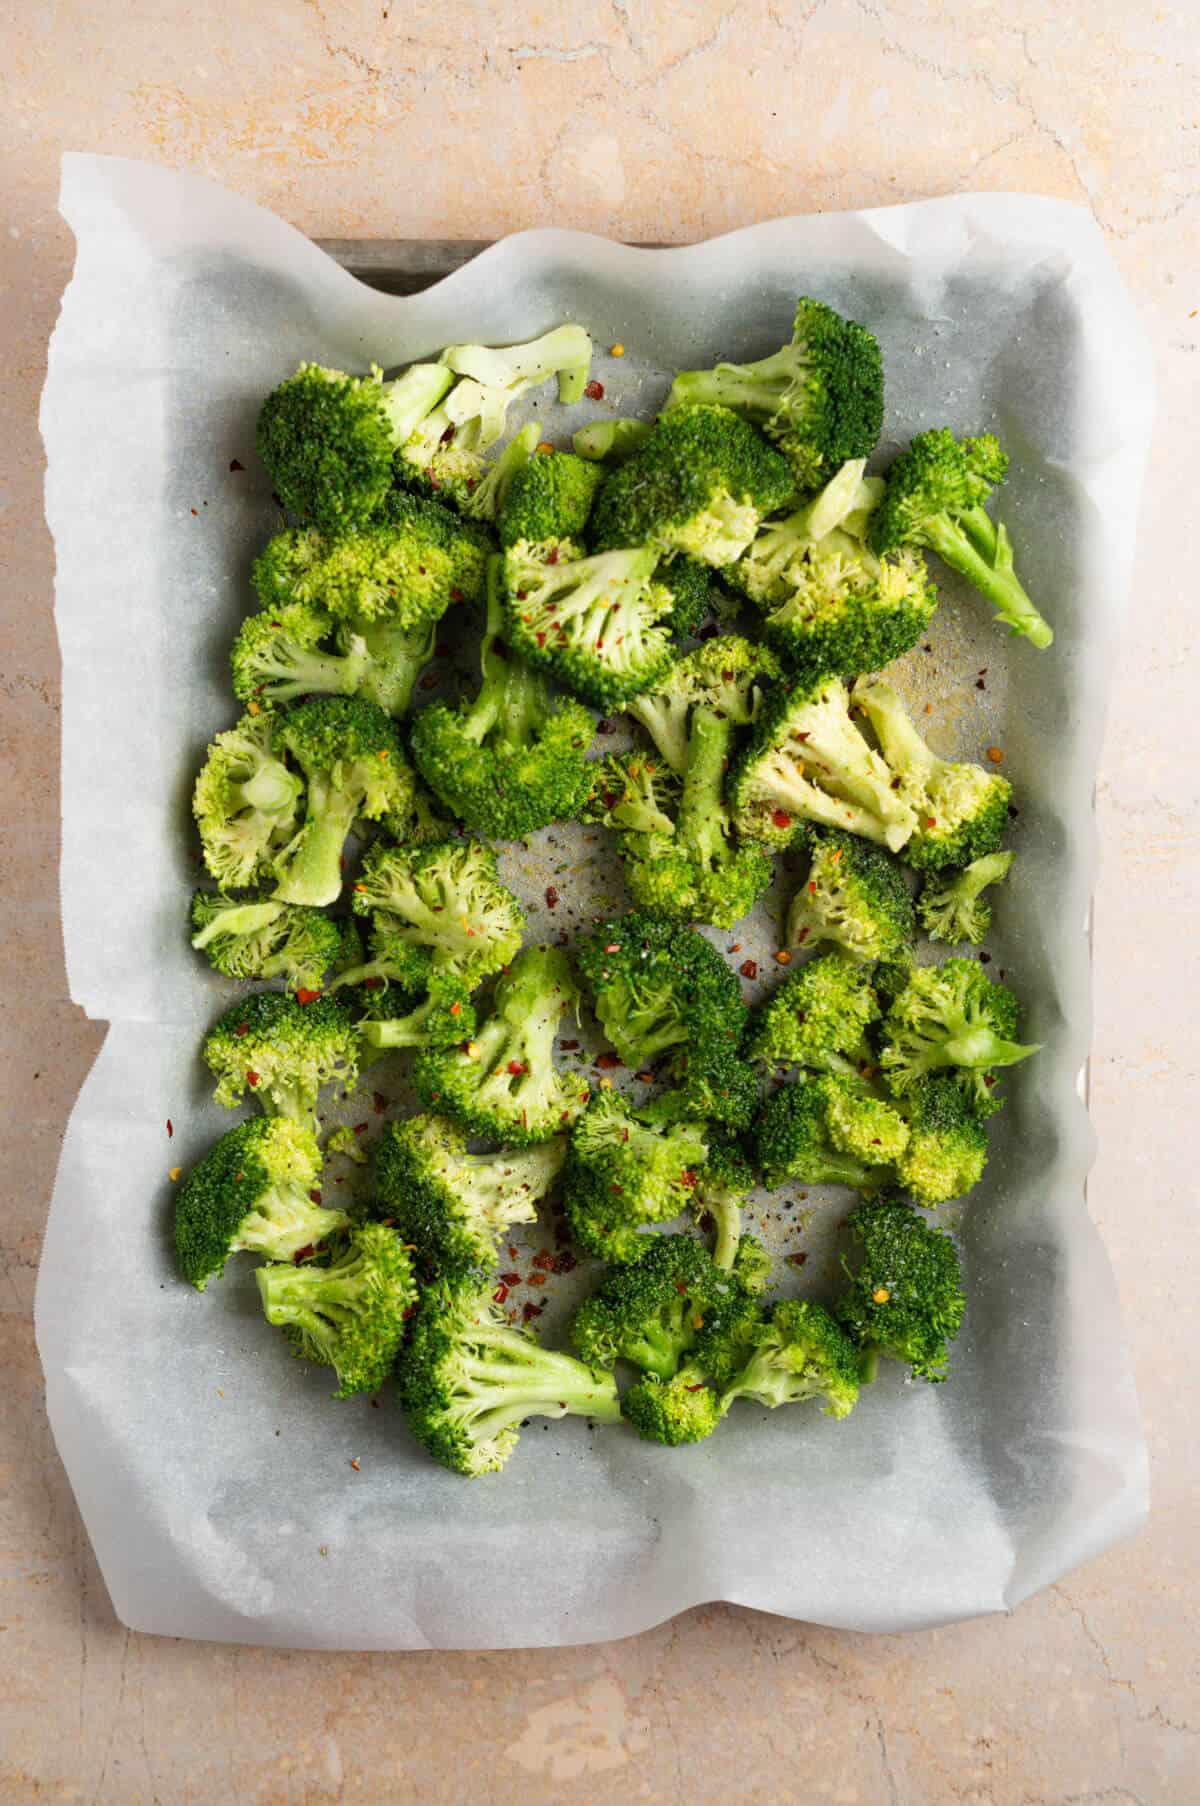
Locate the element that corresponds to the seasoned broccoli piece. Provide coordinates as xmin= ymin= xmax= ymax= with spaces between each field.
xmin=441 ymin=324 xmax=593 ymax=405
xmin=398 ymin=1278 xmax=621 ymax=1475
xmin=753 ymin=1079 xmax=895 ymax=1191
xmin=230 ymin=602 xmax=370 ymax=710
xmin=748 ymin=950 xmax=882 ymax=1070
xmin=879 ymin=957 xmax=1040 ymax=1116
xmin=333 ymin=838 xmax=524 ymax=992
xmin=656 ymin=557 xmax=713 ymax=638
xmin=502 ymin=543 xmax=676 ymax=708
xmin=256 ymin=359 xmax=454 ymax=529
xmin=562 ymin=1091 xmax=708 ymax=1263
xmin=497 ymin=447 xmax=602 ymax=553
xmin=571 ymin=1233 xmax=752 ymax=1378
xmin=412 ymin=558 xmax=595 ymax=837
xmin=637 ymin=1042 xmax=759 ymax=1135
xmin=256 ymin=1222 xmax=417 ymax=1397
xmin=192 ymin=711 xmax=304 ymax=892
xmin=919 ymin=851 xmax=1014 ymax=945
xmin=895 ymin=1075 xmax=989 ymax=1207
xmin=621 ymin=1368 xmax=724 ymax=1445
xmin=175 ymin=1117 xmax=346 ymax=1291
xmin=572 ymin=417 xmax=653 ymax=464
xmin=414 ymin=945 xmax=588 ymax=1144
xmin=575 ymin=910 xmax=747 ymax=1073
xmin=589 ymin=403 xmax=793 ymax=568
xmin=189 ymin=891 xmax=347 ymax=992
xmin=583 ymin=751 xmax=681 ymax=836
xmin=853 ymin=678 xmax=1012 ymax=872
xmin=454 ymin=422 xmax=540 ymax=524
xmin=836 ymin=1197 xmax=966 ymax=1382
xmin=720 ymin=1299 xmax=860 ymax=1419
xmin=664 ymin=298 xmax=885 ymax=489
xmin=870 ymin=428 xmax=1052 ymax=648
xmin=692 ymin=1135 xmax=755 ymax=1269
xmin=201 ymin=990 xmax=359 ymax=1127
xmin=356 ymin=976 xmax=478 ymax=1057
xmin=731 ymin=1233 xmax=772 ymax=1296
xmin=269 ymin=697 xmax=414 ymax=907
xmin=730 ymin=673 xmax=916 ymax=853
xmin=785 ymin=828 xmax=915 ymax=963
xmin=374 ymin=1115 xmax=566 ymax=1276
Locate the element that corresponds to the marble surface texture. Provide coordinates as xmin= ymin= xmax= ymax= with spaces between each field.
xmin=1 ymin=2 xmax=1195 ymax=1801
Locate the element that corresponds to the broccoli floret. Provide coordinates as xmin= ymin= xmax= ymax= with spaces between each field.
xmin=731 ymin=1233 xmax=772 ymax=1296
xmin=502 ymin=543 xmax=676 ymax=708
xmin=919 ymin=851 xmax=1014 ymax=945
xmin=256 ymin=360 xmax=454 ymax=529
xmin=588 ymin=404 xmax=793 ymax=568
xmin=201 ymin=990 xmax=359 ymax=1127
xmin=414 ymin=945 xmax=587 ymax=1144
xmin=412 ymin=558 xmax=595 ymax=836
xmin=753 ymin=1079 xmax=894 ymax=1191
xmin=562 ymin=1091 xmax=708 ymax=1263
xmin=871 ymin=428 xmax=1052 ymax=647
xmin=175 ymin=1117 xmax=347 ymax=1291
xmin=730 ymin=673 xmax=917 ymax=853
xmin=656 ymin=557 xmax=713 ymax=638
xmin=334 ymin=838 xmax=524 ymax=991
xmin=356 ymin=976 xmax=478 ymax=1057
xmin=497 ymin=447 xmax=602 ymax=553
xmin=192 ymin=711 xmax=305 ymax=892
xmin=256 ymin=1222 xmax=416 ymax=1397
xmin=836 ymin=1196 xmax=966 ymax=1382
xmin=853 ymin=678 xmax=1012 ymax=872
xmin=895 ymin=1075 xmax=989 ymax=1207
xmin=637 ymin=1042 xmax=759 ymax=1134
xmin=720 ymin=1298 xmax=861 ymax=1419
xmin=268 ymin=697 xmax=414 ymax=907
xmin=189 ymin=891 xmax=347 ymax=992
xmin=572 ymin=418 xmax=653 ymax=464
xmin=230 ymin=602 xmax=370 ymax=710
xmin=374 ymin=1115 xmax=566 ymax=1276
xmin=575 ymin=910 xmax=747 ymax=1073
xmin=664 ymin=298 xmax=885 ymax=489
xmin=692 ymin=1135 xmax=755 ymax=1269
xmin=583 ymin=751 xmax=681 ymax=836
xmin=571 ymin=1233 xmax=752 ymax=1378
xmin=621 ymin=1368 xmax=724 ymax=1445
xmin=398 ymin=1278 xmax=621 ymax=1475
xmin=441 ymin=324 xmax=593 ymax=404
xmin=879 ymin=957 xmax=1040 ymax=1116
xmin=445 ymin=422 xmax=540 ymax=525
xmin=748 ymin=950 xmax=882 ymax=1070
xmin=785 ymin=828 xmax=916 ymax=963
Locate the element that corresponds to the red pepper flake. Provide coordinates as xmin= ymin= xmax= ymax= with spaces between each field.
xmin=229 ymin=458 xmax=245 ymax=472
xmin=975 ymin=678 xmax=987 ymax=691
xmin=595 ymin=1052 xmax=622 ymax=1070
xmin=596 ymin=719 xmax=616 ymax=736
xmin=507 ymin=1060 xmax=527 ymax=1075
xmin=773 ymin=950 xmax=793 ymax=966
xmin=190 ymin=507 xmax=199 ymax=517
xmin=604 ymin=942 xmax=621 ymax=954
xmin=561 ymin=1039 xmax=580 ymax=1051
xmin=634 ymin=1068 xmax=655 ymax=1084
xmin=372 ymin=1091 xmax=388 ymax=1116
xmin=527 ymin=1270 xmax=548 ymax=1288
xmin=679 ymin=1170 xmax=698 ymax=1189
xmin=508 ymin=1245 xmax=519 ymax=1259
xmin=522 ymin=1301 xmax=544 ymax=1324
xmin=499 ymin=1272 xmax=521 ymax=1286
xmin=686 ymin=1383 xmax=706 ymax=1393
xmin=535 ymin=632 xmax=547 ymax=649
xmin=739 ymin=959 xmax=758 ymax=980
xmin=771 ymin=810 xmax=792 ymax=830
xmin=234 ymin=1021 xmax=249 ymax=1037
xmin=448 ymin=587 xmax=465 ymax=604
xmin=807 ymin=880 xmax=818 ymax=894
xmin=419 ymin=671 xmax=440 ymax=690
xmin=246 ymin=1070 xmax=260 ymax=1087
xmin=293 ymin=1243 xmax=316 ymax=1264
xmin=353 ymin=1121 xmax=369 ymax=1136
xmin=545 ymin=885 xmax=560 ymax=910
xmin=584 ymin=379 xmax=605 ymax=401
xmin=402 ymin=1302 xmax=419 ymax=1320
xmin=983 ymin=1073 xmax=996 ymax=1087
xmin=553 ymin=1249 xmax=577 ymax=1274
xmin=979 ymin=950 xmax=993 ymax=964
xmin=350 ymin=1458 xmax=361 ymax=1471
xmin=493 ymin=1283 xmax=510 ymax=1304
xmin=166 ymin=1119 xmax=173 ymax=1138
xmin=925 ymin=817 xmax=937 ymax=830
xmin=986 ymin=746 xmax=1004 ymax=764
xmin=546 ymin=546 xmax=559 ymax=565
xmin=786 ymin=1251 xmax=808 ymax=1268
xmin=532 ymin=1249 xmax=556 ymax=1271
xmin=362 ymin=975 xmax=385 ymax=990
xmin=295 ymin=987 xmax=321 ymax=1006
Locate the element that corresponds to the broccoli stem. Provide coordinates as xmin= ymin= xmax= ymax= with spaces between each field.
xmin=462 ymin=576 xmax=546 ymax=749
xmin=191 ymin=899 xmax=283 ymax=949
xmin=940 ymin=1026 xmax=1040 ymax=1070
xmin=361 ymin=995 xmax=457 ymax=1050
xmin=709 ymin=1196 xmax=741 ymax=1270
xmin=669 ymin=351 xmax=794 ymax=419
xmin=858 ymin=1343 xmax=881 ymax=1385
xmin=626 ymin=690 xmax=692 ymax=776
xmin=921 ymin=515 xmax=1053 ymax=648
xmin=677 ymin=709 xmax=733 ymax=869
xmin=355 ymin=619 xmax=437 ymax=716
xmin=380 ymin=364 xmax=455 ymax=442
xmin=240 ymin=759 xmax=303 ymax=816
xmin=273 ymin=777 xmax=360 ymax=907
xmin=460 ymin=1332 xmax=623 ymax=1428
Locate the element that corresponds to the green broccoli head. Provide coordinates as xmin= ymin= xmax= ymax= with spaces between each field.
xmin=879 ymin=957 xmax=1040 ymax=1117
xmin=189 ymin=891 xmax=347 ymax=992
xmin=786 ymin=828 xmax=916 ymax=964
xmin=562 ymin=1091 xmax=709 ymax=1264
xmin=869 ymin=428 xmax=1052 ymax=648
xmin=571 ymin=1231 xmax=752 ymax=1379
xmin=343 ymin=837 xmax=524 ymax=991
xmin=627 ymin=633 xmax=783 ymax=775
xmin=374 ymin=1114 xmax=566 ymax=1276
xmin=588 ymin=403 xmax=793 ymax=568
xmin=200 ymin=989 xmax=360 ymax=1127
xmin=656 ymin=557 xmax=713 ymax=638
xmin=502 ymin=543 xmax=676 ymax=708
xmin=582 ymin=751 xmax=681 ymax=836
xmin=918 ymin=851 xmax=1015 ymax=945
xmin=692 ymin=1134 xmax=755 ymax=1268
xmin=498 ymin=447 xmax=602 ymax=553
xmin=256 ymin=1222 xmax=417 ymax=1397
xmin=750 ymin=532 xmax=936 ymax=677
xmin=621 ymin=1366 xmax=724 ymax=1445
xmin=664 ymin=298 xmax=885 ymax=489
xmin=397 ymin=1277 xmax=620 ymax=1476
xmin=721 ymin=1298 xmax=861 ymax=1419
xmin=895 ymin=1074 xmax=989 ymax=1207
xmin=753 ymin=1078 xmax=894 ymax=1191
xmin=354 ymin=973 xmax=479 ymax=1058
xmin=192 ymin=710 xmax=305 ymax=892
xmin=836 ymin=1196 xmax=966 ymax=1382
xmin=230 ymin=602 xmax=371 ymax=711
xmin=748 ymin=950 xmax=881 ymax=1070
xmin=175 ymin=1116 xmax=346 ymax=1291
xmin=622 ymin=837 xmax=775 ymax=935
xmin=414 ymin=945 xmax=588 ymax=1145
xmin=575 ymin=910 xmax=748 ymax=1071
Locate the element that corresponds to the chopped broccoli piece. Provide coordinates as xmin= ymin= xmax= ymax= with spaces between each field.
xmin=879 ymin=957 xmax=1040 ymax=1116
xmin=692 ymin=1135 xmax=755 ymax=1269
xmin=502 ymin=543 xmax=676 ymax=708
xmin=621 ymin=1368 xmax=724 ymax=1445
xmin=356 ymin=976 xmax=478 ymax=1056
xmin=414 ymin=945 xmax=588 ymax=1144
xmin=656 ymin=557 xmax=713 ymax=638
xmin=374 ymin=1115 xmax=566 ymax=1276
xmin=582 ymin=751 xmax=681 ymax=836
xmin=720 ymin=1299 xmax=861 ymax=1419
xmin=572 ymin=417 xmax=653 ymax=463
xmin=836 ymin=1197 xmax=966 ymax=1382
xmin=334 ymin=838 xmax=524 ymax=991
xmin=412 ymin=558 xmax=595 ymax=837
xmin=451 ymin=421 xmax=542 ymax=524
xmin=575 ymin=910 xmax=747 ymax=1074
xmin=730 ymin=673 xmax=917 ymax=853
xmin=637 ymin=1040 xmax=760 ymax=1135
xmin=664 ymin=298 xmax=885 ymax=489
xmin=497 ymin=447 xmax=602 ymax=553
xmin=918 ymin=851 xmax=1014 ymax=945
xmin=753 ymin=1079 xmax=894 ymax=1191
xmin=589 ymin=403 xmax=793 ymax=568
xmin=175 ymin=1117 xmax=346 ymax=1291
xmin=189 ymin=891 xmax=347 ymax=992
xmin=571 ymin=1233 xmax=753 ymax=1378
xmin=563 ymin=1091 xmax=708 ymax=1263
xmin=398 ymin=1278 xmax=621 ymax=1475
xmin=256 ymin=359 xmax=453 ymax=529
xmin=895 ymin=1075 xmax=989 ymax=1207
xmin=230 ymin=602 xmax=371 ymax=710
xmin=748 ymin=951 xmax=881 ymax=1070
xmin=441 ymin=323 xmax=593 ymax=405
xmin=192 ymin=711 xmax=304 ymax=892
xmin=256 ymin=1222 xmax=417 ymax=1397
xmin=200 ymin=989 xmax=359 ymax=1127
xmin=785 ymin=828 xmax=916 ymax=963
xmin=269 ymin=697 xmax=414 ymax=907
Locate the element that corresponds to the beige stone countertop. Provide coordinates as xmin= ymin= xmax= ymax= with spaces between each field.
xmin=1 ymin=3 xmax=1196 ymax=1801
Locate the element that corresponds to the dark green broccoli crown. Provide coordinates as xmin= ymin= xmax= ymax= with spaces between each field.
xmin=373 ymin=482 xmax=496 ymax=558
xmin=656 ymin=557 xmax=713 ymax=637
xmin=174 ymin=1116 xmax=338 ymax=1291
xmin=622 ymin=1367 xmax=723 ymax=1444
xmin=754 ymin=1079 xmax=891 ymax=1191
xmin=748 ymin=950 xmax=882 ymax=1068
xmin=350 ymin=837 xmax=525 ymax=987
xmin=623 ymin=837 xmax=775 ymax=935
xmin=869 ymin=429 xmax=1007 ymax=556
xmin=697 ymin=1131 xmax=755 ymax=1200
xmin=498 ymin=448 xmax=602 ymax=551
xmin=252 ymin=509 xmax=488 ymax=633
xmin=836 ymin=1196 xmax=966 ymax=1381
xmin=668 ymin=1039 xmax=760 ymax=1132
xmin=502 ymin=544 xmax=676 ymax=708
xmin=758 ymin=538 xmax=936 ymax=678
xmin=589 ymin=404 xmax=793 ymax=566
xmin=787 ymin=828 xmax=916 ymax=964
xmin=562 ymin=1092 xmax=709 ymax=1263
xmin=411 ymin=692 xmax=595 ymax=839
xmin=257 ymin=1221 xmax=417 ymax=1397
xmin=896 ymin=1074 xmax=989 ymax=1207
xmin=571 ymin=1232 xmax=749 ymax=1378
xmin=275 ymin=693 xmax=402 ymax=773
xmin=201 ymin=989 xmax=359 ymax=1114
xmin=256 ymin=363 xmax=397 ymax=530
xmin=723 ymin=1297 xmax=861 ymax=1418
xmin=576 ymin=910 xmax=747 ymax=1072
xmin=880 ymin=956 xmax=1038 ymax=1117
xmin=904 ymin=771 xmax=1012 ymax=873
xmin=189 ymin=892 xmax=346 ymax=991
xmin=355 ymin=973 xmax=478 ymax=1054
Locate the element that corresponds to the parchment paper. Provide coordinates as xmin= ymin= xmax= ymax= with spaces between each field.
xmin=37 ymin=154 xmax=1152 ymax=1648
